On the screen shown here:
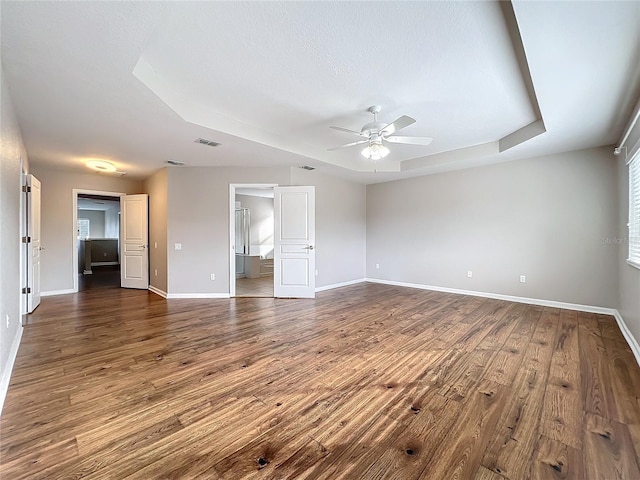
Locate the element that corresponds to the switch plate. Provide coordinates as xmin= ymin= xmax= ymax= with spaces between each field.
xmin=375 ymin=263 xmax=380 ymax=269
xmin=467 ymin=270 xmax=473 ymax=278
xmin=155 ymin=269 xmax=158 ymax=277
xmin=315 ymin=270 xmax=318 ymax=276
xmin=210 ymin=273 xmax=215 ymax=281
xmin=6 ymin=314 xmax=9 ymax=328
xmin=520 ymin=275 xmax=526 ymax=283
xmin=174 ymin=243 xmax=182 ymax=251
xmin=154 ymin=242 xmax=158 ymax=249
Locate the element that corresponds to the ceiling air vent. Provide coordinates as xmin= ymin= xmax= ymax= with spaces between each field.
xmin=167 ymin=160 xmax=186 ymax=166
xmin=194 ymin=138 xmax=221 ymax=148
xmin=300 ymin=165 xmax=315 ymax=171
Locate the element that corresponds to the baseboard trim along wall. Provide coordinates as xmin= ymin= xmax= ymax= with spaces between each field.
xmin=614 ymin=310 xmax=640 ymax=367
xmin=366 ymin=278 xmax=640 ymax=367
xmin=148 ymin=286 xmax=168 ymax=298
xmin=0 ymin=325 xmax=23 ymax=415
xmin=41 ymin=289 xmax=76 ymax=297
xmin=316 ymin=278 xmax=366 ymax=293
xmin=165 ymin=293 xmax=231 ymax=299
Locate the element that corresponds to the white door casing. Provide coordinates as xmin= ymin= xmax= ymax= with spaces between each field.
xmin=274 ymin=186 xmax=315 ymax=298
xmin=120 ymin=194 xmax=149 ymax=289
xmin=27 ymin=174 xmax=41 ymax=312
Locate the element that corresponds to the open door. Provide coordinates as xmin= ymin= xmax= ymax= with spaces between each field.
xmin=120 ymin=194 xmax=149 ymax=289
xmin=26 ymin=174 xmax=41 ymax=312
xmin=274 ymin=186 xmax=315 ymax=298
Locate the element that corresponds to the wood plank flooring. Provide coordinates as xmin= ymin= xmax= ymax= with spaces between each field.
xmin=1 ymin=282 xmax=639 ymax=479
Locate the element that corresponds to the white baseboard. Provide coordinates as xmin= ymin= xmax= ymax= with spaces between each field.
xmin=41 ymin=288 xmax=76 ymax=297
xmin=364 ymin=278 xmax=616 ymax=315
xmin=166 ymin=293 xmax=231 ymax=299
xmin=316 ymin=278 xmax=366 ymax=293
xmin=91 ymin=261 xmax=119 ymax=266
xmin=148 ymin=286 xmax=168 ymax=298
xmin=0 ymin=325 xmax=23 ymax=415
xmin=613 ymin=310 xmax=640 ymax=367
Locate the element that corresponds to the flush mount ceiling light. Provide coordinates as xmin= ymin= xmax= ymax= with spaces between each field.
xmin=86 ymin=160 xmax=117 ymax=172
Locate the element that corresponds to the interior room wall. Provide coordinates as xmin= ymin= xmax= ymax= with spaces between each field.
xmin=143 ymin=168 xmax=168 ymax=295
xmin=366 ymin=146 xmax=618 ymax=308
xmin=166 ymin=167 xmax=291 ymax=295
xmin=104 ymin=203 xmax=120 ymax=238
xmin=0 ymin=62 xmax=29 ymax=412
xmin=77 ymin=209 xmax=106 ymax=238
xmin=290 ymin=167 xmax=367 ymax=289
xmin=28 ymin=166 xmax=142 ymax=293
xmin=235 ymin=193 xmax=274 ymax=258
xmin=617 ymin=127 xmax=640 ymax=347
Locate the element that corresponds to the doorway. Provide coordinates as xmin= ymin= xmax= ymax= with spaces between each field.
xmin=73 ymin=190 xmax=124 ymax=292
xmin=231 ymin=185 xmax=275 ymax=297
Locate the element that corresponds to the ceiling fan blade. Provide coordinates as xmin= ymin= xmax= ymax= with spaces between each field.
xmin=380 ymin=115 xmax=416 ymax=135
xmin=385 ymin=135 xmax=433 ymax=146
xmin=327 ymin=139 xmax=369 ymax=151
xmin=329 ymin=125 xmax=368 ymax=137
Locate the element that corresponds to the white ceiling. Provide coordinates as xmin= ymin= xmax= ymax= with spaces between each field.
xmin=1 ymin=1 xmax=639 ymax=184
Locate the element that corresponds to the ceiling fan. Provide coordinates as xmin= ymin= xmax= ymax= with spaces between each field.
xmin=328 ymin=105 xmax=433 ymax=160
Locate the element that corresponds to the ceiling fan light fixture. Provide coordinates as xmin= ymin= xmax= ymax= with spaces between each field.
xmin=361 ymin=142 xmax=389 ymax=160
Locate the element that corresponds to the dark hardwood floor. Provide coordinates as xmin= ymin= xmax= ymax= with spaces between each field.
xmin=1 ymin=282 xmax=639 ymax=479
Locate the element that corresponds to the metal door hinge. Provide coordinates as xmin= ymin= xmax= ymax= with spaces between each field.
xmin=22 ymin=185 xmax=31 ymax=193
xmin=22 ymin=236 xmax=31 ymax=243
xmin=22 ymin=287 xmax=31 ymax=294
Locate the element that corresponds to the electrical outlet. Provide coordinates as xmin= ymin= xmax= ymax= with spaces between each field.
xmin=467 ymin=270 xmax=473 ymax=278
xmin=210 ymin=273 xmax=215 ymax=281
xmin=375 ymin=263 xmax=380 ymax=269
xmin=174 ymin=243 xmax=182 ymax=251
xmin=103 ymin=253 xmax=107 ymax=257
xmin=520 ymin=275 xmax=526 ymax=283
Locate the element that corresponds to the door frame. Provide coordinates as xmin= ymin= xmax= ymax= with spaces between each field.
xmin=72 ymin=189 xmax=125 ymax=293
xmin=228 ymin=183 xmax=278 ymax=297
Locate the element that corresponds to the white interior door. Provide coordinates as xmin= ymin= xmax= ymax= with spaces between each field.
xmin=274 ymin=186 xmax=315 ymax=298
xmin=27 ymin=174 xmax=41 ymax=312
xmin=120 ymin=194 xmax=149 ymax=289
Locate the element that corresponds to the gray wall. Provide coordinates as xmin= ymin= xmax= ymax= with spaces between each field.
xmin=0 ymin=62 xmax=29 ymax=409
xmin=144 ymin=168 xmax=168 ymax=294
xmin=618 ymin=127 xmax=640 ymax=345
xmin=366 ymin=146 xmax=618 ymax=308
xmin=77 ymin=209 xmax=105 ymax=238
xmin=291 ymin=167 xmax=367 ymax=288
xmin=166 ymin=167 xmax=291 ymax=294
xmin=29 ymin=166 xmax=142 ymax=293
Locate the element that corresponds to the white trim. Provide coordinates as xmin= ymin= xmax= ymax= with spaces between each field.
xmin=148 ymin=285 xmax=168 ymax=298
xmin=0 ymin=325 xmax=23 ymax=415
xmin=166 ymin=293 xmax=231 ymax=299
xmin=316 ymin=278 xmax=366 ymax=292
xmin=364 ymin=278 xmax=616 ymax=315
xmin=627 ymin=259 xmax=640 ymax=270
xmin=90 ymin=261 xmax=119 ymax=267
xmin=613 ymin=310 xmax=640 ymax=368
xmin=41 ymin=288 xmax=76 ymax=297
xmin=72 ymin=189 xmax=125 ymax=293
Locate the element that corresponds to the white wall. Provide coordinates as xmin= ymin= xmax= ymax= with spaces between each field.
xmin=104 ymin=204 xmax=120 ymax=238
xmin=291 ymin=167 xmax=367 ymax=288
xmin=366 ymin=147 xmax=618 ymax=308
xmin=0 ymin=62 xmax=29 ymax=412
xmin=77 ymin=209 xmax=105 ymax=238
xmin=28 ymin=167 xmax=142 ymax=293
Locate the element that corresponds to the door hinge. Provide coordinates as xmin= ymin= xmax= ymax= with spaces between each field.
xmin=22 ymin=287 xmax=31 ymax=294
xmin=22 ymin=185 xmax=31 ymax=193
xmin=22 ymin=236 xmax=31 ymax=243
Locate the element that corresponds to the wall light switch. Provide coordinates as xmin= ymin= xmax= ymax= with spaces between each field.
xmin=154 ymin=242 xmax=158 ymax=249
xmin=467 ymin=270 xmax=473 ymax=278
xmin=174 ymin=243 xmax=182 ymax=251
xmin=155 ymin=269 xmax=158 ymax=277
xmin=315 ymin=270 xmax=318 ymax=276
xmin=210 ymin=273 xmax=215 ymax=281
xmin=520 ymin=275 xmax=526 ymax=283
xmin=375 ymin=264 xmax=380 ymax=269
